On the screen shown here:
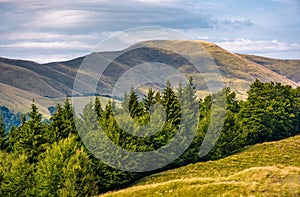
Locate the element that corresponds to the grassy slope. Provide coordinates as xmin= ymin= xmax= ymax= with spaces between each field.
xmin=0 ymin=83 xmax=57 ymax=116
xmin=0 ymin=83 xmax=118 ymax=117
xmin=102 ymin=135 xmax=300 ymax=197
xmin=135 ymin=40 xmax=299 ymax=100
xmin=241 ymin=54 xmax=300 ymax=85
xmin=1 ymin=41 xmax=299 ymax=112
xmin=200 ymin=41 xmax=299 ymax=99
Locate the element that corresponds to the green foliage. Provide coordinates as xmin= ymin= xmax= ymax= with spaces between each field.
xmin=102 ymin=135 xmax=300 ymax=197
xmin=238 ymin=80 xmax=299 ymax=145
xmin=203 ymin=88 xmax=242 ymax=160
xmin=33 ymin=136 xmax=96 ymax=197
xmin=162 ymin=81 xmax=181 ymax=125
xmin=48 ymin=98 xmax=77 ymax=144
xmin=128 ymin=88 xmax=143 ymax=118
xmin=95 ymin=96 xmax=103 ymax=120
xmin=0 ymin=151 xmax=33 ymax=196
xmin=0 ymin=116 xmax=7 ymax=150
xmin=1 ymin=79 xmax=299 ymax=196
xmin=0 ymin=106 xmax=23 ymax=131
xmin=13 ymin=103 xmax=48 ymax=162
xmin=143 ymin=88 xmax=156 ymax=112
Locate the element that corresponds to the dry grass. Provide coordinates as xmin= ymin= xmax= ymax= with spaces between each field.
xmin=101 ymin=135 xmax=300 ymax=197
xmin=1 ymin=40 xmax=299 ymax=113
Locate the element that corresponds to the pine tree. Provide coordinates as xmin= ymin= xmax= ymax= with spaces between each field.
xmin=225 ymin=87 xmax=240 ymax=113
xmin=162 ymin=81 xmax=181 ymax=125
xmin=121 ymin=92 xmax=129 ymax=111
xmin=14 ymin=103 xmax=47 ymax=162
xmin=34 ymin=136 xmax=96 ymax=197
xmin=102 ymin=101 xmax=113 ymax=120
xmin=176 ymin=77 xmax=200 ymax=163
xmin=154 ymin=91 xmax=162 ymax=104
xmin=0 ymin=152 xmax=34 ymax=196
xmin=48 ymin=104 xmax=63 ymax=142
xmin=128 ymin=88 xmax=143 ymax=118
xmin=62 ymin=98 xmax=76 ymax=135
xmin=0 ymin=117 xmax=7 ymax=150
xmin=94 ymin=97 xmax=103 ymax=120
xmin=143 ymin=88 xmax=156 ymax=112
xmin=49 ymin=98 xmax=77 ymax=143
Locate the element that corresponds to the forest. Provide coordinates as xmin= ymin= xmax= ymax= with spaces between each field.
xmin=0 ymin=79 xmax=299 ymax=196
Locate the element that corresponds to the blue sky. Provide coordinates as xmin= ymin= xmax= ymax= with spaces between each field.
xmin=0 ymin=0 xmax=299 ymax=63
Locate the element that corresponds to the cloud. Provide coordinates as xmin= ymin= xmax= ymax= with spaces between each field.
xmin=270 ymin=0 xmax=299 ymax=4
xmin=1 ymin=0 xmax=253 ymax=33
xmin=133 ymin=0 xmax=176 ymax=4
xmin=20 ymin=54 xmax=79 ymax=64
xmin=0 ymin=41 xmax=93 ymax=50
xmin=0 ymin=0 xmax=299 ymax=62
xmin=218 ymin=19 xmax=253 ymax=28
xmin=216 ymin=38 xmax=300 ymax=53
xmin=0 ymin=32 xmax=99 ymax=41
xmin=25 ymin=10 xmax=93 ymax=28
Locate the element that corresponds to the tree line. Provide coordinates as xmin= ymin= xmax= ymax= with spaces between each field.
xmin=0 ymin=79 xmax=299 ymax=196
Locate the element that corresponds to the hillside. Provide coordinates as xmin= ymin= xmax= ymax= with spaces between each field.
xmin=241 ymin=54 xmax=300 ymax=84
xmin=102 ymin=135 xmax=300 ymax=197
xmin=0 ymin=40 xmax=299 ymax=112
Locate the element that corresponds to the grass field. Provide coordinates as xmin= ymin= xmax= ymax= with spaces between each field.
xmin=101 ymin=135 xmax=300 ymax=197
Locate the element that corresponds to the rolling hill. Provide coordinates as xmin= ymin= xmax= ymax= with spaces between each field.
xmin=101 ymin=135 xmax=300 ymax=197
xmin=0 ymin=40 xmax=299 ymax=113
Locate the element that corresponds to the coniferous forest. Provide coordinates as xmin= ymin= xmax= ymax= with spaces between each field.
xmin=0 ymin=79 xmax=300 ymax=196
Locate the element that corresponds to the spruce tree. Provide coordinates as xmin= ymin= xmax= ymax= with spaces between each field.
xmin=162 ymin=81 xmax=181 ymax=125
xmin=0 ymin=152 xmax=34 ymax=196
xmin=34 ymin=136 xmax=95 ymax=197
xmin=49 ymin=98 xmax=77 ymax=143
xmin=62 ymin=98 xmax=76 ymax=135
xmin=128 ymin=88 xmax=143 ymax=118
xmin=0 ymin=117 xmax=7 ymax=150
xmin=48 ymin=104 xmax=63 ymax=142
xmin=14 ymin=103 xmax=47 ymax=162
xmin=102 ymin=101 xmax=113 ymax=120
xmin=143 ymin=88 xmax=156 ymax=112
xmin=94 ymin=96 xmax=103 ymax=120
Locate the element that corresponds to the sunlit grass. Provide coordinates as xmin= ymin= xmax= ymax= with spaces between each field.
xmin=101 ymin=135 xmax=300 ymax=197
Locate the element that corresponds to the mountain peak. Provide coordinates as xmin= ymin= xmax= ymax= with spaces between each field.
xmin=0 ymin=41 xmax=299 ymax=112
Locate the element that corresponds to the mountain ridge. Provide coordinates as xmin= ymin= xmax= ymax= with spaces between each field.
xmin=0 ymin=40 xmax=299 ymax=113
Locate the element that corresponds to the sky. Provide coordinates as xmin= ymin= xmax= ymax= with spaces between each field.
xmin=0 ymin=0 xmax=299 ymax=63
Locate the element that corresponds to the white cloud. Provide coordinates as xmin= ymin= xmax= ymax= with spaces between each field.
xmin=22 ymin=54 xmax=81 ymax=64
xmin=0 ymin=41 xmax=93 ymax=49
xmin=0 ymin=0 xmax=299 ymax=61
xmin=133 ymin=0 xmax=176 ymax=4
xmin=270 ymin=0 xmax=299 ymax=4
xmin=25 ymin=10 xmax=94 ymax=28
xmin=197 ymin=36 xmax=209 ymax=40
xmin=216 ymin=38 xmax=300 ymax=53
xmin=0 ymin=32 xmax=100 ymax=41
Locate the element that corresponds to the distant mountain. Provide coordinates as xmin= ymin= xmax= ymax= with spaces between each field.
xmin=240 ymin=54 xmax=300 ymax=84
xmin=0 ymin=40 xmax=299 ymax=114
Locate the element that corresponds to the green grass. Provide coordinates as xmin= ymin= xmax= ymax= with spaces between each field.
xmin=101 ymin=135 xmax=300 ymax=197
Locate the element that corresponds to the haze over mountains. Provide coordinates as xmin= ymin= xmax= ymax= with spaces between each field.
xmin=1 ymin=40 xmax=299 ymax=115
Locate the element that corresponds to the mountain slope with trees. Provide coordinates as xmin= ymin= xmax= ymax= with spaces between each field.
xmin=1 ymin=40 xmax=299 ymax=112
xmin=0 ymin=79 xmax=299 ymax=196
